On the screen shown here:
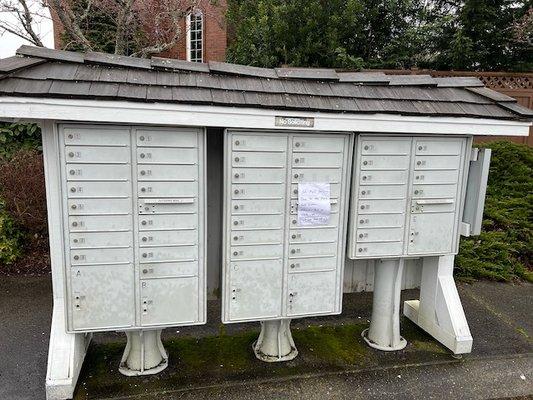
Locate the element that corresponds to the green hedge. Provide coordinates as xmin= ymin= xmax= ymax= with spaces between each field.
xmin=455 ymin=141 xmax=533 ymax=282
xmin=0 ymin=200 xmax=23 ymax=265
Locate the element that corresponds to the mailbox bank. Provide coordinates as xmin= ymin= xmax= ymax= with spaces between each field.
xmin=0 ymin=46 xmax=530 ymax=399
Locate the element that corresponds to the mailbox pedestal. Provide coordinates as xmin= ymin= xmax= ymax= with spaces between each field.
xmin=119 ymin=330 xmax=168 ymax=376
xmin=253 ymin=319 xmax=298 ymax=362
xmin=362 ymin=259 xmax=407 ymax=351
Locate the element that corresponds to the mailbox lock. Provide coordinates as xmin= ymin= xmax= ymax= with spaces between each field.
xmin=295 ymin=142 xmax=301 ymax=147
xmin=359 ymin=234 xmax=364 ymax=238
xmin=70 ymin=187 xmax=76 ymax=193
xmin=364 ymin=145 xmax=369 ymax=150
xmin=140 ymin=153 xmax=146 ymax=158
xmin=142 ymin=253 xmax=147 ymax=258
xmin=294 ymin=158 xmax=300 ymax=163
xmin=234 ymin=205 xmax=239 ymax=210
xmin=73 ymin=255 xmax=79 ymax=260
xmin=234 ymin=157 xmax=240 ymax=162
xmin=142 ymin=269 xmax=148 ymax=274
xmin=234 ymin=173 xmax=239 ymax=178
xmin=233 ymin=236 xmax=238 ymax=241
xmin=358 ymin=248 xmax=364 ymax=252
xmin=141 ymin=220 xmax=147 ymax=225
xmin=417 ymin=161 xmax=422 ymax=165
xmin=361 ymin=190 xmax=366 ymax=195
xmin=233 ymin=221 xmax=239 ymax=226
xmin=72 ymin=222 xmax=78 ymax=227
xmin=292 ymin=219 xmax=297 ymax=224
xmin=414 ymin=190 xmax=419 ymax=194
xmin=233 ymin=251 xmax=238 ymax=256
xmin=140 ymin=170 xmax=146 ymax=176
xmin=291 ymin=249 xmax=296 ymax=254
xmin=142 ymin=237 xmax=147 ymax=242
xmin=68 ymin=152 xmax=74 ymax=157
xmin=139 ymin=136 xmax=145 ymax=141
xmin=418 ymin=146 xmax=423 ymax=150
xmin=235 ymin=140 xmax=240 ymax=145
xmin=290 ymin=264 xmax=295 ymax=269
xmin=73 ymin=239 xmax=78 ymax=243
xmin=291 ymin=234 xmax=296 ymax=239
xmin=141 ymin=187 xmax=146 ymax=192
xmin=69 ymin=169 xmax=75 ymax=175
xmin=360 ymin=219 xmax=364 ymax=224
xmin=293 ymin=189 xmax=298 ymax=194
xmin=71 ymin=204 xmax=77 ymax=210
xmin=363 ymin=161 xmax=368 ymax=165
xmin=67 ymin=134 xmax=74 ymax=139
xmin=360 ymin=205 xmax=365 ymax=209
xmin=234 ymin=189 xmax=240 ymax=194
xmin=362 ymin=176 xmax=367 ymax=180
xmin=294 ymin=173 xmax=299 ymax=179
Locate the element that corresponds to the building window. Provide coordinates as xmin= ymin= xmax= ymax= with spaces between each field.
xmin=187 ymin=10 xmax=203 ymax=63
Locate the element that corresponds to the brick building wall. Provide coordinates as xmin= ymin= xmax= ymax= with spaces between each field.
xmin=51 ymin=0 xmax=227 ymax=62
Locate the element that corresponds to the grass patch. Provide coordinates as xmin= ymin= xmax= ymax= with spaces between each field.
xmin=455 ymin=141 xmax=533 ymax=283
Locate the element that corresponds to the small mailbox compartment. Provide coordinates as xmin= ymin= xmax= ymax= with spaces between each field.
xmin=232 ymin=134 xmax=287 ymax=151
xmin=136 ymin=129 xmax=197 ymax=147
xmin=232 ymin=168 xmax=285 ymax=183
xmin=232 ymin=151 xmax=286 ymax=167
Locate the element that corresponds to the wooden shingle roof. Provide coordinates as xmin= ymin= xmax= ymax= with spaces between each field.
xmin=0 ymin=45 xmax=531 ymax=121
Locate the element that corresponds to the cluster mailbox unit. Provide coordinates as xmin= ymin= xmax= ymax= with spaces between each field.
xmin=0 ymin=46 xmax=530 ymax=399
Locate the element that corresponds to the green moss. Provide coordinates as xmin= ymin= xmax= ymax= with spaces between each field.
xmin=456 ymin=141 xmax=532 ymax=283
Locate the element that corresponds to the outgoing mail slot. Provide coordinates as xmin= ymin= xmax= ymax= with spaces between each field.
xmin=139 ymin=230 xmax=197 ymax=246
xmin=230 ymin=244 xmax=283 ymax=259
xmin=358 ymin=199 xmax=406 ymax=214
xmin=232 ymin=168 xmax=285 ymax=183
xmin=137 ymin=164 xmax=198 ymax=181
xmin=67 ymin=181 xmax=131 ymax=198
xmin=140 ymin=261 xmax=198 ymax=279
xmin=68 ymin=198 xmax=131 ymax=215
xmin=288 ymin=256 xmax=337 ymax=273
xmin=230 ymin=230 xmax=282 ymax=245
xmin=413 ymin=169 xmax=459 ymax=184
xmin=356 ymin=227 xmax=404 ymax=242
xmin=292 ymin=136 xmax=345 ymax=152
xmin=411 ymin=199 xmax=455 ymax=213
xmin=291 ymin=168 xmax=342 ymax=183
xmin=65 ymin=146 xmax=130 ymax=164
xmin=69 ymin=215 xmax=132 ymax=232
xmin=359 ymin=185 xmax=406 ymax=200
xmin=232 ymin=199 xmax=284 ymax=214
xmin=290 ymin=199 xmax=339 ymax=214
xmin=288 ymin=242 xmax=337 ymax=258
xmin=139 ymin=214 xmax=197 ymax=231
xmin=414 ymin=155 xmax=461 ymax=170
xmin=289 ymin=227 xmax=338 ymax=243
xmin=360 ymin=155 xmax=409 ymax=170
xmin=231 ymin=214 xmax=284 ymax=230
xmin=138 ymin=182 xmax=197 ymax=198
xmin=359 ymin=170 xmax=408 ymax=185
xmin=290 ymin=211 xmax=340 ymax=228
xmin=138 ymin=199 xmax=198 ymax=214
xmin=232 ymin=152 xmax=286 ymax=167
xmin=361 ymin=139 xmax=411 ymax=155
xmin=415 ymin=140 xmax=463 ymax=155
xmin=232 ymin=134 xmax=287 ymax=151
xmin=70 ymin=247 xmax=133 ymax=265
xmin=139 ymin=245 xmax=198 ymax=263
xmin=70 ymin=231 xmax=132 ymax=248
xmin=290 ymin=183 xmax=340 ymax=199
xmin=357 ymin=213 xmax=405 ymax=228
xmin=136 ymin=129 xmax=198 ymax=147
xmin=137 ymin=147 xmax=197 ymax=164
xmin=64 ymin=128 xmax=130 ymax=146
xmin=412 ymin=184 xmax=458 ymax=199
xmin=355 ymin=241 xmax=403 ymax=257
xmin=66 ymin=164 xmax=130 ymax=181
xmin=291 ymin=152 xmax=342 ymax=168
xmin=232 ymin=183 xmax=285 ymax=199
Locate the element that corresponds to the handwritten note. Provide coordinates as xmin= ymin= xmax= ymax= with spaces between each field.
xmin=297 ymin=182 xmax=331 ymax=226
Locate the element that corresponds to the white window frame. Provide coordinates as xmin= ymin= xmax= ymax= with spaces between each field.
xmin=186 ymin=9 xmax=204 ymax=63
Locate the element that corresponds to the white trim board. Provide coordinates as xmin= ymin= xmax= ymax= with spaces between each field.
xmin=0 ymin=96 xmax=530 ymax=136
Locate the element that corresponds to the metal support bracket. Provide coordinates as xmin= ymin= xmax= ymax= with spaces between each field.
xmin=253 ymin=319 xmax=298 ymax=362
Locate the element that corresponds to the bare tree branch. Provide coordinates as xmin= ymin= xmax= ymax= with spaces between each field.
xmin=0 ymin=0 xmax=46 ymax=46
xmin=48 ymin=0 xmax=93 ymax=51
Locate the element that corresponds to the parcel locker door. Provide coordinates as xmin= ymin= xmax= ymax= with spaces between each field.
xmin=228 ymin=259 xmax=283 ymax=321
xmin=70 ymin=264 xmax=135 ymax=331
xmin=140 ymin=277 xmax=199 ymax=326
xmin=287 ymin=271 xmax=336 ymax=317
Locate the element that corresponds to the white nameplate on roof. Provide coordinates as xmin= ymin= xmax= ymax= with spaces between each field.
xmin=297 ymin=182 xmax=331 ymax=226
xmin=275 ymin=116 xmax=314 ymax=127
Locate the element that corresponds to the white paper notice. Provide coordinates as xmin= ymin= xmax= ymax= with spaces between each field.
xmin=297 ymin=182 xmax=331 ymax=226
